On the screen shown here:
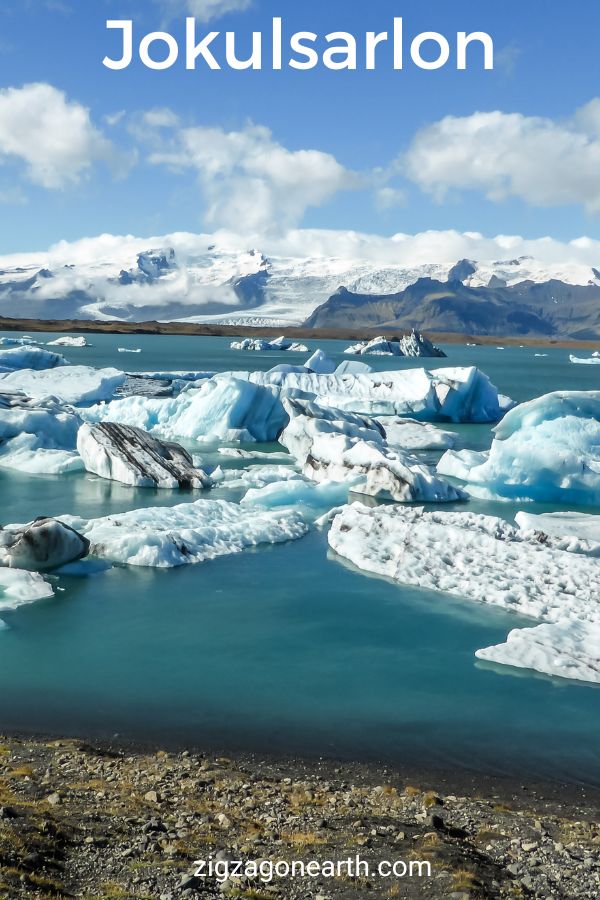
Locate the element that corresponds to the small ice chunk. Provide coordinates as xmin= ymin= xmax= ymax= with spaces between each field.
xmin=304 ymin=349 xmax=336 ymax=374
xmin=0 ymin=567 xmax=54 ymax=611
xmin=0 ymin=517 xmax=89 ymax=571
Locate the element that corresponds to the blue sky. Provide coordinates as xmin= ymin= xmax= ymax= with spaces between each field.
xmin=0 ymin=0 xmax=599 ymax=252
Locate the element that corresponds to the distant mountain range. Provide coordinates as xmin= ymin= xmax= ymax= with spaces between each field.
xmin=0 ymin=236 xmax=599 ymax=338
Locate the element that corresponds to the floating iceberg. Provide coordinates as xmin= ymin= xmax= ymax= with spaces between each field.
xmin=0 ymin=336 xmax=41 ymax=347
xmin=86 ymin=376 xmax=287 ymax=444
xmin=345 ymin=331 xmax=446 ymax=358
xmin=118 ymin=347 xmax=142 ymax=353
xmin=231 ymin=336 xmax=308 ymax=352
xmin=77 ymin=423 xmax=213 ymax=489
xmin=0 ymin=392 xmax=83 ymax=474
xmin=328 ymin=504 xmax=600 ymax=683
xmin=0 ymin=346 xmax=68 ymax=373
xmin=0 ymin=517 xmax=89 ymax=571
xmin=437 ymin=391 xmax=600 ymax=505
xmin=241 ymin=477 xmax=357 ymax=516
xmin=0 ymin=366 xmax=126 ymax=406
xmin=304 ymin=349 xmax=337 ymax=374
xmin=569 ymin=354 xmax=600 ymax=365
xmin=281 ymin=398 xmax=464 ymax=503
xmin=212 ymin=464 xmax=301 ymax=492
xmin=0 ymin=567 xmax=54 ymax=613
xmin=47 ymin=336 xmax=90 ymax=348
xmin=59 ymin=499 xmax=308 ymax=568
xmin=375 ymin=417 xmax=457 ymax=451
xmin=476 ymin=620 xmax=600 ymax=684
xmin=235 ymin=366 xmax=506 ymax=423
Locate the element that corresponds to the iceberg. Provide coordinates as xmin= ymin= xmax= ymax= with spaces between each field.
xmin=241 ymin=478 xmax=357 ymax=515
xmin=77 ymin=422 xmax=213 ymax=489
xmin=280 ymin=397 xmax=463 ymax=503
xmin=118 ymin=347 xmax=142 ymax=353
xmin=230 ymin=336 xmax=308 ymax=352
xmin=0 ymin=392 xmax=83 ymax=474
xmin=375 ymin=417 xmax=457 ymax=451
xmin=344 ymin=331 xmax=446 ymax=358
xmin=304 ymin=349 xmax=337 ymax=374
xmin=235 ymin=366 xmax=506 ymax=423
xmin=328 ymin=504 xmax=600 ymax=683
xmin=58 ymin=499 xmax=308 ymax=568
xmin=0 ymin=567 xmax=54 ymax=613
xmin=212 ymin=464 xmax=301 ymax=492
xmin=476 ymin=620 xmax=600 ymax=684
xmin=47 ymin=336 xmax=90 ymax=348
xmin=335 ymin=360 xmax=373 ymax=375
xmin=437 ymin=391 xmax=600 ymax=505
xmin=0 ymin=346 xmax=69 ymax=373
xmin=570 ymin=354 xmax=600 ymax=365
xmin=0 ymin=366 xmax=126 ymax=406
xmin=0 ymin=517 xmax=89 ymax=571
xmin=85 ymin=376 xmax=288 ymax=444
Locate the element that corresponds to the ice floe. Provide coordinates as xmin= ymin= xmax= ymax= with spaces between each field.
xmin=241 ymin=478 xmax=357 ymax=516
xmin=515 ymin=510 xmax=600 ymax=556
xmin=437 ymin=391 xmax=600 ymax=505
xmin=231 ymin=336 xmax=308 ymax=352
xmin=0 ymin=346 xmax=68 ymax=373
xmin=345 ymin=331 xmax=446 ymax=358
xmin=328 ymin=504 xmax=600 ymax=683
xmin=0 ymin=392 xmax=83 ymax=474
xmin=0 ymin=567 xmax=54 ymax=612
xmin=375 ymin=417 xmax=457 ymax=451
xmin=47 ymin=336 xmax=90 ymax=348
xmin=86 ymin=376 xmax=287 ymax=443
xmin=281 ymin=398 xmax=464 ymax=503
xmin=118 ymin=347 xmax=142 ymax=353
xmin=235 ymin=366 xmax=506 ymax=423
xmin=476 ymin=620 xmax=600 ymax=684
xmin=58 ymin=499 xmax=308 ymax=567
xmin=0 ymin=366 xmax=126 ymax=406
xmin=0 ymin=518 xmax=89 ymax=571
xmin=77 ymin=423 xmax=213 ymax=489
xmin=570 ymin=354 xmax=600 ymax=365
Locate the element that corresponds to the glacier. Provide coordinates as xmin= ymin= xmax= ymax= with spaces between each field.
xmin=58 ymin=499 xmax=308 ymax=568
xmin=328 ymin=504 xmax=600 ymax=683
xmin=437 ymin=391 xmax=600 ymax=505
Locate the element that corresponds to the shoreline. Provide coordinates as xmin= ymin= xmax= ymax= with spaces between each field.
xmin=1 ymin=315 xmax=599 ymax=349
xmin=0 ymin=731 xmax=598 ymax=899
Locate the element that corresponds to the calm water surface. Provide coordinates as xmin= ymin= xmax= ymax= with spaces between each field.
xmin=0 ymin=333 xmax=599 ymax=783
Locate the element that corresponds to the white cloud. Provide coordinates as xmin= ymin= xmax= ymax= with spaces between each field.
xmin=374 ymin=186 xmax=407 ymax=211
xmin=0 ymin=83 xmax=117 ymax=189
xmin=159 ymin=0 xmax=252 ymax=23
xmin=148 ymin=122 xmax=358 ymax=233
xmin=403 ymin=101 xmax=600 ymax=213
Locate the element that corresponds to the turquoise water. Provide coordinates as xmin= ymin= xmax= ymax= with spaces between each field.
xmin=0 ymin=333 xmax=599 ymax=783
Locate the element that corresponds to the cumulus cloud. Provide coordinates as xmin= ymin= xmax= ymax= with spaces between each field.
xmin=148 ymin=122 xmax=358 ymax=233
xmin=0 ymin=83 xmax=118 ymax=189
xmin=159 ymin=0 xmax=252 ymax=23
xmin=403 ymin=101 xmax=600 ymax=212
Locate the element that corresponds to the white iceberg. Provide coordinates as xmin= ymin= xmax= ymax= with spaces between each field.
xmin=118 ymin=347 xmax=142 ymax=353
xmin=344 ymin=331 xmax=446 ymax=358
xmin=86 ymin=376 xmax=287 ymax=444
xmin=515 ymin=510 xmax=600 ymax=557
xmin=58 ymin=499 xmax=308 ymax=568
xmin=0 ymin=346 xmax=68 ymax=373
xmin=212 ymin=464 xmax=301 ymax=492
xmin=476 ymin=620 xmax=600 ymax=684
xmin=570 ymin=354 xmax=600 ymax=365
xmin=241 ymin=478 xmax=357 ymax=516
xmin=77 ymin=422 xmax=213 ymax=489
xmin=0 ymin=392 xmax=83 ymax=474
xmin=280 ymin=397 xmax=463 ymax=503
xmin=230 ymin=336 xmax=308 ymax=352
xmin=437 ymin=391 xmax=600 ymax=505
xmin=328 ymin=504 xmax=600 ymax=683
xmin=47 ymin=336 xmax=90 ymax=348
xmin=375 ymin=417 xmax=457 ymax=451
xmin=0 ymin=366 xmax=126 ymax=406
xmin=0 ymin=517 xmax=89 ymax=571
xmin=235 ymin=366 xmax=506 ymax=423
xmin=0 ymin=567 xmax=54 ymax=612
xmin=304 ymin=349 xmax=337 ymax=374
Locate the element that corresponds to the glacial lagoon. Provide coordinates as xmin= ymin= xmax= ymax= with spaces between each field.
xmin=0 ymin=334 xmax=599 ymax=784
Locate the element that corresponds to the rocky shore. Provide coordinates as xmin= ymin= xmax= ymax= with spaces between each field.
xmin=0 ymin=735 xmax=598 ymax=899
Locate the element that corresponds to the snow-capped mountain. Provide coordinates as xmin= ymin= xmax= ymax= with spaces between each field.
xmin=0 ymin=232 xmax=599 ymax=334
